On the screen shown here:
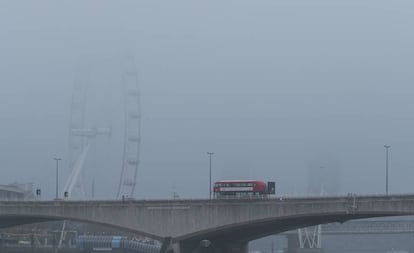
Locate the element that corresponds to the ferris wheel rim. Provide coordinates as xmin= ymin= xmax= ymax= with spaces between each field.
xmin=116 ymin=54 xmax=141 ymax=199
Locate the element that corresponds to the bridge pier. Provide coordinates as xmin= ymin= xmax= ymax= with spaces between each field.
xmin=165 ymin=240 xmax=248 ymax=253
xmin=213 ymin=242 xmax=248 ymax=253
xmin=161 ymin=238 xmax=181 ymax=253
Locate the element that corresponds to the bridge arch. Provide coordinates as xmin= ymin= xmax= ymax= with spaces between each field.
xmin=0 ymin=214 xmax=163 ymax=241
xmin=176 ymin=211 xmax=414 ymax=253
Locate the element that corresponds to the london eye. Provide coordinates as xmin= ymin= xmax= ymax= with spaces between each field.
xmin=64 ymin=54 xmax=141 ymax=199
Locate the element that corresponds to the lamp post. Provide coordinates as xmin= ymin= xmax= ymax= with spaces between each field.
xmin=384 ymin=145 xmax=390 ymax=195
xmin=207 ymin=152 xmax=214 ymax=199
xmin=53 ymin=157 xmax=62 ymax=199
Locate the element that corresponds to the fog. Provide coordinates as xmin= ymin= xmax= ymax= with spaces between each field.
xmin=1 ymin=1 xmax=414 ymax=199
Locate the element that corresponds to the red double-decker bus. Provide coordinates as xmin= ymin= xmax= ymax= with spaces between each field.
xmin=213 ymin=180 xmax=275 ymax=199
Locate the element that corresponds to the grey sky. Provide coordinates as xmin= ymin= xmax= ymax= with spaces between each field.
xmin=1 ymin=1 xmax=414 ymax=199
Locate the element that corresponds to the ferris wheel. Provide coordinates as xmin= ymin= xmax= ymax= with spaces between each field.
xmin=64 ymin=55 xmax=141 ymax=200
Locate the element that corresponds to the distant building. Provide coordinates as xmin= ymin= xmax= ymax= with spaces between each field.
xmin=0 ymin=183 xmax=35 ymax=201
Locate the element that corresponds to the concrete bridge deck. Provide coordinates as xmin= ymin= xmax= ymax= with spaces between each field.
xmin=2 ymin=194 xmax=414 ymax=253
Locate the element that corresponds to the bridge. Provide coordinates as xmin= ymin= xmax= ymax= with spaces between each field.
xmin=2 ymin=194 xmax=414 ymax=253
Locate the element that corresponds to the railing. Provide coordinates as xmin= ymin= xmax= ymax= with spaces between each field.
xmin=2 ymin=192 xmax=414 ymax=203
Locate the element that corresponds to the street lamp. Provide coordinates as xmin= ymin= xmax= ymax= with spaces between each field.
xmin=384 ymin=145 xmax=391 ymax=195
xmin=53 ymin=157 xmax=62 ymax=199
xmin=207 ymin=152 xmax=214 ymax=199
